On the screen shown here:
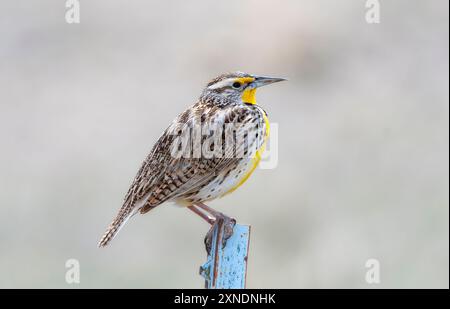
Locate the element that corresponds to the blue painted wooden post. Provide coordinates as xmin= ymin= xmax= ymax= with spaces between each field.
xmin=199 ymin=221 xmax=251 ymax=289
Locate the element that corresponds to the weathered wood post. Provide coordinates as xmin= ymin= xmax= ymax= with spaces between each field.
xmin=199 ymin=219 xmax=251 ymax=289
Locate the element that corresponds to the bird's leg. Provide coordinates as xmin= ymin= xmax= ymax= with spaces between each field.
xmin=187 ymin=205 xmax=216 ymax=254
xmin=194 ymin=202 xmax=236 ymax=253
xmin=187 ymin=206 xmax=215 ymax=225
xmin=193 ymin=202 xmax=222 ymax=218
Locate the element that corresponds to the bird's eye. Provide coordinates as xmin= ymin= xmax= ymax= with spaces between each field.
xmin=232 ymin=82 xmax=242 ymax=89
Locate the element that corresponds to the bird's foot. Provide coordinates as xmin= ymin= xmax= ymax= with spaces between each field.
xmin=204 ymin=226 xmax=214 ymax=255
xmin=204 ymin=213 xmax=236 ymax=255
xmin=220 ymin=213 xmax=236 ymax=247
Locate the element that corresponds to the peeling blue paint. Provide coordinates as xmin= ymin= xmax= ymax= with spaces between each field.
xmin=199 ymin=224 xmax=251 ymax=289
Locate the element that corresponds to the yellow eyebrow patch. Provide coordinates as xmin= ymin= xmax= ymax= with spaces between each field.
xmin=236 ymin=77 xmax=255 ymax=84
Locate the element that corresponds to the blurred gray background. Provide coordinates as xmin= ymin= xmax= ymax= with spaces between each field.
xmin=0 ymin=0 xmax=448 ymax=288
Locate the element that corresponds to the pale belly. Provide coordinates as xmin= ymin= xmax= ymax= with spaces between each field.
xmin=173 ymin=154 xmax=262 ymax=207
xmin=197 ymin=158 xmax=256 ymax=201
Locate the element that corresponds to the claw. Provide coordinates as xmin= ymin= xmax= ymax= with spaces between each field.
xmin=204 ymin=225 xmax=214 ymax=255
xmin=220 ymin=215 xmax=236 ymax=248
xmin=203 ymin=214 xmax=236 ymax=254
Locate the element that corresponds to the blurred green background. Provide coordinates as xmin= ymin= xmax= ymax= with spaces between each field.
xmin=0 ymin=0 xmax=448 ymax=288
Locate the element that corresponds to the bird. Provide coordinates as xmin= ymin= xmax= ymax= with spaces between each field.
xmin=98 ymin=72 xmax=286 ymax=248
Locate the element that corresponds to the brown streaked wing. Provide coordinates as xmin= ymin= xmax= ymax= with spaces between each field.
xmin=131 ymin=104 xmax=261 ymax=212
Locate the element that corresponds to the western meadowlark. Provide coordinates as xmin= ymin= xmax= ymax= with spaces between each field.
xmin=98 ymin=72 xmax=285 ymax=248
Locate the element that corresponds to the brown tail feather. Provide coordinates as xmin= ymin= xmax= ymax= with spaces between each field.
xmin=98 ymin=202 xmax=135 ymax=248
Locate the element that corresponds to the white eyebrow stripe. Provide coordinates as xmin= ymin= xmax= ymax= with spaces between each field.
xmin=208 ymin=78 xmax=236 ymax=90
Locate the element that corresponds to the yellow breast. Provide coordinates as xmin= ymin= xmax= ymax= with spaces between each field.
xmin=222 ymin=112 xmax=270 ymax=196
